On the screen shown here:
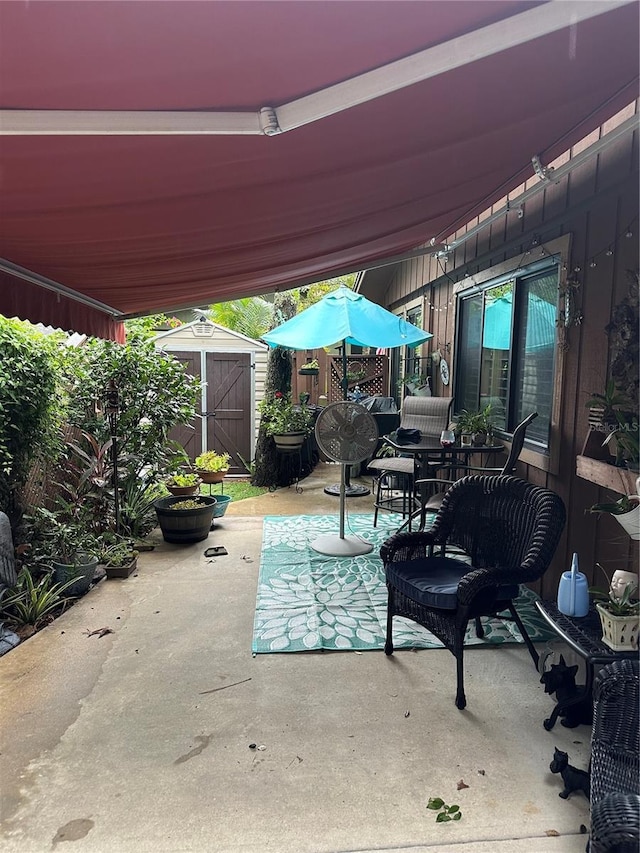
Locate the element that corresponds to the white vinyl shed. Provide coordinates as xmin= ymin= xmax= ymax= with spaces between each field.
xmin=154 ymin=317 xmax=268 ymax=474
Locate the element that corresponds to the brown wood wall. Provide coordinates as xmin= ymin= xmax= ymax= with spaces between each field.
xmin=381 ymin=106 xmax=639 ymax=597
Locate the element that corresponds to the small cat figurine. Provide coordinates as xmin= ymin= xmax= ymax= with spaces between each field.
xmin=549 ymin=747 xmax=590 ymax=800
xmin=540 ymin=655 xmax=592 ymax=729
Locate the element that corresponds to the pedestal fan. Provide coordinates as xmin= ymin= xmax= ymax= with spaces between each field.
xmin=312 ymin=401 xmax=379 ymax=556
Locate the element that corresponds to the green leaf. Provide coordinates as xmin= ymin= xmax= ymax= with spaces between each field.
xmin=453 ymin=812 xmax=462 ymax=820
xmin=447 ymin=804 xmax=460 ymax=814
xmin=436 ymin=813 xmax=451 ymax=822
xmin=427 ymin=798 xmax=444 ymax=810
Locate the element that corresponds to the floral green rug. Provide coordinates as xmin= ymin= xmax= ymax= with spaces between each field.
xmin=252 ymin=514 xmax=555 ymax=654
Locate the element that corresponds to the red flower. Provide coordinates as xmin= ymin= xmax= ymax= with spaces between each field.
xmin=274 ymin=391 xmax=284 ymax=399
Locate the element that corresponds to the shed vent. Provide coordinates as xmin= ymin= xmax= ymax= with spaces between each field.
xmin=192 ymin=323 xmax=214 ymax=337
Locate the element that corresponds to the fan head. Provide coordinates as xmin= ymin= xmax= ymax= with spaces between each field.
xmin=315 ymin=402 xmax=379 ymax=464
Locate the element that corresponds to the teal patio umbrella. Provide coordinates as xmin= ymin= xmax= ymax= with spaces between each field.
xmin=262 ymin=286 xmax=431 ymax=352
xmin=262 ymin=286 xmax=432 ymax=495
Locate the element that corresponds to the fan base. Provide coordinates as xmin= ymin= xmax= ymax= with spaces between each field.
xmin=311 ymin=534 xmax=373 ymax=557
xmin=324 ymin=483 xmax=371 ymax=497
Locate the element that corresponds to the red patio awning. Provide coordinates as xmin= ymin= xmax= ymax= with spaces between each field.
xmin=0 ymin=1 xmax=638 ymax=340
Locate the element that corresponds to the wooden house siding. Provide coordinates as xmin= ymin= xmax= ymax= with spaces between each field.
xmin=368 ymin=104 xmax=639 ymax=596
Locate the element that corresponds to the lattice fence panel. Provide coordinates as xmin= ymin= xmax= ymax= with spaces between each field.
xmin=328 ymin=355 xmax=388 ymax=402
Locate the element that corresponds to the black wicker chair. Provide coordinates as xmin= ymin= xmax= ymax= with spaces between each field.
xmin=589 ymin=658 xmax=639 ymax=853
xmin=380 ymin=474 xmax=566 ymax=710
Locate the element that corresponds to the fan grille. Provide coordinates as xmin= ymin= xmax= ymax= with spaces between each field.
xmin=315 ymin=402 xmax=379 ymax=464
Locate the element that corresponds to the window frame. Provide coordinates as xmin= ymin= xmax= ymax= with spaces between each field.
xmin=452 ymin=235 xmax=571 ymax=475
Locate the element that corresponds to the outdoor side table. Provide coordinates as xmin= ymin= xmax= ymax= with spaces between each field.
xmin=535 ymin=600 xmax=637 ymax=731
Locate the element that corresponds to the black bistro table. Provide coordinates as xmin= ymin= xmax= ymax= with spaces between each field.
xmin=382 ymin=434 xmax=504 ymax=531
xmin=535 ymin=599 xmax=638 ymax=731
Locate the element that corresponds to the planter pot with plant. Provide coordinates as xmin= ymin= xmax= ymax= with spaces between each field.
xmin=259 ymin=391 xmax=314 ymax=449
xmin=165 ymin=472 xmax=201 ymax=496
xmin=99 ymin=540 xmax=140 ymax=579
xmin=154 ymin=496 xmax=217 ymax=543
xmin=34 ymin=509 xmax=101 ymax=597
xmin=298 ymin=359 xmax=319 ymax=376
xmin=194 ymin=451 xmax=231 ymax=484
xmin=455 ymin=405 xmax=493 ymax=447
xmin=589 ymin=493 xmax=640 ymax=540
xmin=590 ymin=564 xmax=639 ymax=651
xmin=398 ymin=373 xmax=431 ymax=397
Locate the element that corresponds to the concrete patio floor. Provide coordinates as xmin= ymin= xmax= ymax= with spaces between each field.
xmin=1 ymin=463 xmax=591 ymax=853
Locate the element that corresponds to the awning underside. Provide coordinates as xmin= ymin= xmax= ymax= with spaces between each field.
xmin=0 ymin=1 xmax=637 ymax=339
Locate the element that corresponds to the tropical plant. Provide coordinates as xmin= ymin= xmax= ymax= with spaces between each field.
xmin=252 ymin=291 xmax=296 ymax=487
xmin=603 ymin=410 xmax=640 ymax=468
xmin=588 ymin=494 xmax=639 ymax=516
xmin=300 ymin=359 xmax=319 ymax=370
xmin=119 ymin=471 xmax=162 ymax=539
xmin=346 ymin=361 xmax=366 ymax=382
xmin=455 ymin=404 xmax=493 ymax=435
xmin=398 ymin=372 xmax=430 ymax=394
xmin=0 ymin=568 xmax=77 ymax=630
xmin=585 ymin=379 xmax=632 ymax=422
xmin=168 ymin=498 xmax=210 ymax=510
xmin=258 ymin=392 xmax=314 ymax=437
xmin=53 ymin=430 xmax=115 ymax=533
xmin=208 ymin=297 xmax=274 ymax=341
xmin=99 ymin=539 xmax=139 ymax=568
xmin=63 ymin=336 xmax=201 ymax=473
xmin=194 ymin=451 xmax=231 ymax=472
xmin=30 ymin=507 xmax=101 ymax=566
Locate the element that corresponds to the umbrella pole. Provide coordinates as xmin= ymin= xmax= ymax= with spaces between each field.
xmin=323 ymin=340 xmax=370 ymax=498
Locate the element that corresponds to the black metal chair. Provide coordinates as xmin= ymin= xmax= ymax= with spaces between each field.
xmin=369 ymin=396 xmax=453 ymax=528
xmin=380 ymin=474 xmax=566 ymax=710
xmin=416 ymin=411 xmax=538 ymax=518
xmin=589 ymin=658 xmax=639 ymax=853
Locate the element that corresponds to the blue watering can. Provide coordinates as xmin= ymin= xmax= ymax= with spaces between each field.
xmin=557 ymin=553 xmax=589 ymax=617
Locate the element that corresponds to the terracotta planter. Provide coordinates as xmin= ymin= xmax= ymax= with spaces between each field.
xmin=166 ymin=482 xmax=201 ymax=497
xmin=196 ymin=469 xmax=227 ymax=484
xmin=596 ymin=603 xmax=639 ymax=651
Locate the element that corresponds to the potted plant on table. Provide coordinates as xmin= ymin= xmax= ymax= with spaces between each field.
xmin=590 ymin=563 xmax=639 ymax=651
xmin=455 ymin=405 xmax=493 ymax=447
xmin=194 ymin=451 xmax=231 ymax=484
xmin=165 ymin=472 xmax=201 ymax=496
xmin=259 ymin=391 xmax=314 ymax=450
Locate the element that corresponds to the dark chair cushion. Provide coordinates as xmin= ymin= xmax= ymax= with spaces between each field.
xmin=386 ymin=557 xmax=519 ymax=611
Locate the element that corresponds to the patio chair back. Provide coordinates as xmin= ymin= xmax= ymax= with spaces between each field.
xmin=499 ymin=411 xmax=538 ymax=474
xmin=399 ymin=396 xmax=453 ymax=438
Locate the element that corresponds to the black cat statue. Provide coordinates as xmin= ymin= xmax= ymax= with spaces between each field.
xmin=549 ymin=747 xmax=590 ymax=800
xmin=540 ymin=654 xmax=593 ymax=730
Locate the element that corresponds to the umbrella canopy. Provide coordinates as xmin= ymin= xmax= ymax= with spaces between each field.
xmin=482 ymin=292 xmax=556 ymax=351
xmin=262 ymin=287 xmax=431 ymax=351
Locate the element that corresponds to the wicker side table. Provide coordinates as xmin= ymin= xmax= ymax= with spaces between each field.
xmin=535 ymin=600 xmax=637 ymax=731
